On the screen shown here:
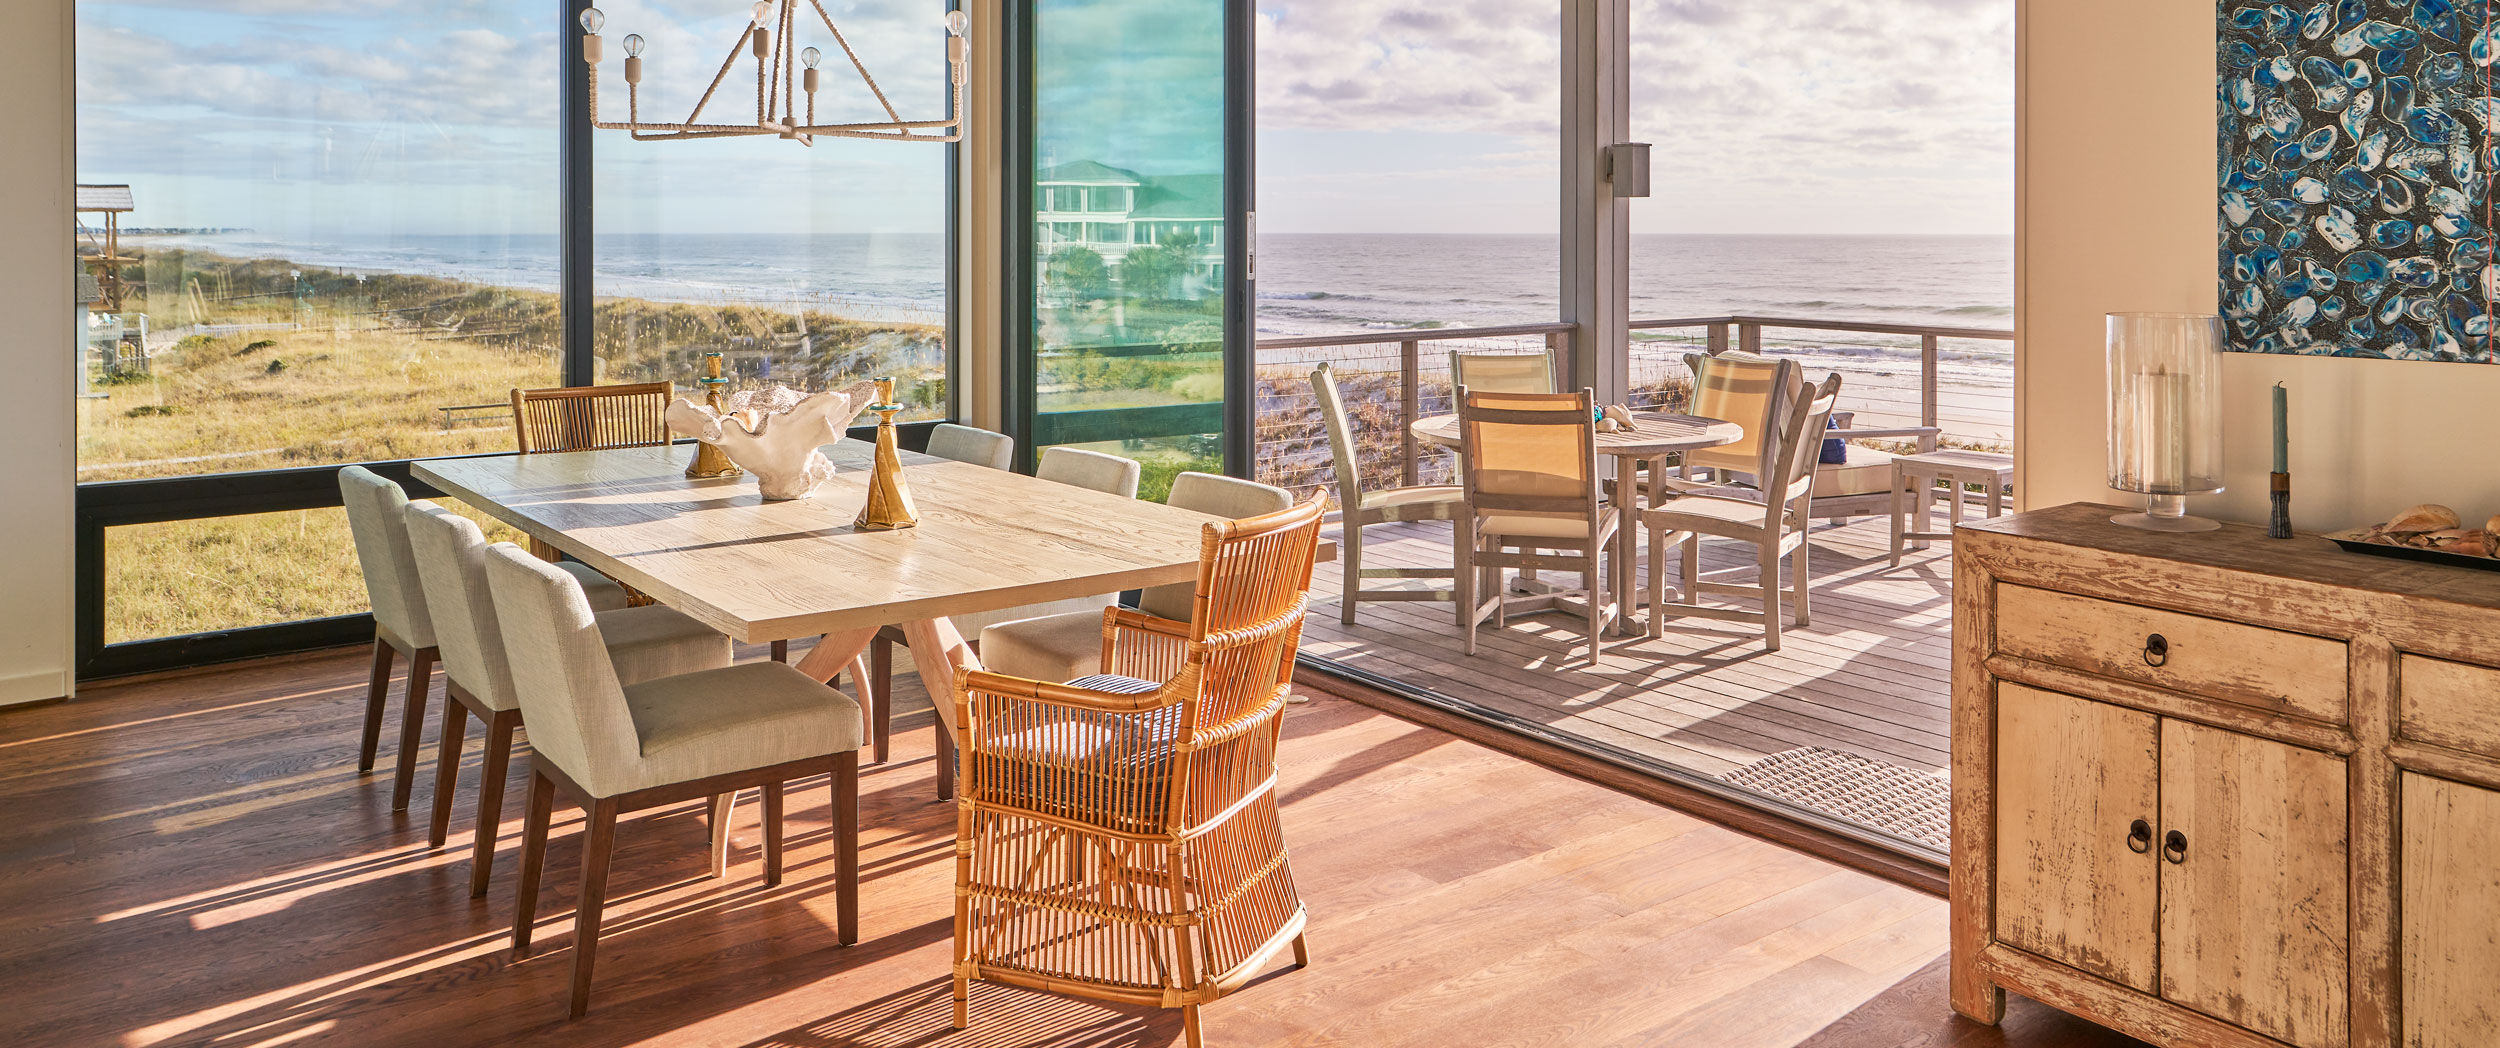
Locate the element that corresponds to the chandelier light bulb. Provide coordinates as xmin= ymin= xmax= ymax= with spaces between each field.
xmin=623 ymin=33 xmax=645 ymax=57
xmin=579 ymin=6 xmax=604 ymax=33
xmin=945 ymin=9 xmax=968 ymax=35
xmin=800 ymin=46 xmax=821 ymax=69
xmin=751 ymin=1 xmax=771 ymax=23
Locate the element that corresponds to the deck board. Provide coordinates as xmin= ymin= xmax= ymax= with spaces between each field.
xmin=1300 ymin=512 xmax=1958 ymax=791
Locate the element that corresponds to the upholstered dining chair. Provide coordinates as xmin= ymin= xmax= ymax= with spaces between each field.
xmin=1310 ymin=362 xmax=1461 ymax=625
xmin=978 ymin=470 xmax=1292 ymax=685
xmin=869 ymin=445 xmax=1141 ymax=795
xmin=949 ymin=491 xmax=1327 ymax=1048
xmin=404 ymin=501 xmax=736 ymax=895
xmin=923 ymin=422 xmax=1015 ymax=471
xmin=338 ymin=466 xmax=627 ymax=811
xmin=1644 ymin=372 xmax=1844 ymax=651
xmin=1448 ymin=349 xmax=1556 ymax=394
xmin=483 ymin=544 xmax=864 ymax=1019
xmin=1454 ymin=387 xmax=1617 ymax=664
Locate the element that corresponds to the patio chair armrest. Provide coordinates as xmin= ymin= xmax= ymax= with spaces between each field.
xmin=1829 ymin=425 xmax=1942 ymax=441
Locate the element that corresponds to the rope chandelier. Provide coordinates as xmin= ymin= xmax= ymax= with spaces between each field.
xmin=576 ymin=2 xmax=968 ymax=145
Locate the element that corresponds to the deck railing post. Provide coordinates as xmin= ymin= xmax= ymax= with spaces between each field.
xmin=1707 ymin=322 xmax=1729 ymax=355
xmin=1738 ymin=320 xmax=1761 ymax=356
xmin=1920 ymin=334 xmax=1940 ymax=453
xmin=1400 ymin=338 xmax=1421 ymax=486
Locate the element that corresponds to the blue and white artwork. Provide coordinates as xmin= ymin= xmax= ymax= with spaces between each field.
xmin=2219 ymin=1 xmax=2497 ymax=362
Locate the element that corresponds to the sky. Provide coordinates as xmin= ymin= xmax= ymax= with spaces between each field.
xmin=74 ymin=0 xmax=2013 ymax=239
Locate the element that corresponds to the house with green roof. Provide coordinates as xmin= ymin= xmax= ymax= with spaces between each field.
xmin=1036 ymin=161 xmax=1224 ymax=297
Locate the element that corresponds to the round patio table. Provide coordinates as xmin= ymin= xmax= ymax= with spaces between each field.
xmin=1411 ymin=411 xmax=1742 ymax=635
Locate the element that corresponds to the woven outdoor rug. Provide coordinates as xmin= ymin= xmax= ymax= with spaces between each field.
xmin=1718 ymin=746 xmax=1949 ymax=849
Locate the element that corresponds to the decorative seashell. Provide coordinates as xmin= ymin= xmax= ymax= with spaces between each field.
xmin=2387 ymin=504 xmax=2462 ymax=533
xmin=663 ymin=382 xmax=877 ymax=500
xmin=2423 ymin=529 xmax=2485 ymax=554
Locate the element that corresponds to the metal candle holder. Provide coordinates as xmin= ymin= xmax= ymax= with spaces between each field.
xmin=2270 ymin=472 xmax=2294 ymax=540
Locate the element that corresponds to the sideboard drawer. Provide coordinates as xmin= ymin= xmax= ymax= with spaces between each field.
xmin=2399 ymin=655 xmax=2500 ymax=758
xmin=1994 ymin=584 xmax=2347 ymax=723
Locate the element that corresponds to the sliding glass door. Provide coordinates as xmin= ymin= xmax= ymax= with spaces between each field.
xmin=1011 ymin=0 xmax=1252 ymax=499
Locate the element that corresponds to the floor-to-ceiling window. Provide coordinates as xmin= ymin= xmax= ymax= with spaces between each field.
xmin=1016 ymin=0 xmax=1240 ymax=500
xmin=71 ymin=0 xmax=962 ymax=676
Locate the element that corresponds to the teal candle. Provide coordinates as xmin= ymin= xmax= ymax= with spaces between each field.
xmin=2271 ymin=382 xmax=2288 ymax=474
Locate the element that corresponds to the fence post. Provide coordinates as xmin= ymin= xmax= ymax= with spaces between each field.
xmin=1707 ymin=322 xmax=1729 ymax=355
xmin=1920 ymin=334 xmax=1940 ymax=453
xmin=1400 ymin=339 xmax=1421 ymax=486
xmin=1738 ymin=320 xmax=1761 ymax=356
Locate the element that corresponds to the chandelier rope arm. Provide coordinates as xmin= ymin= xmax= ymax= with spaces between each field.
xmin=578 ymin=1 xmax=968 ymax=146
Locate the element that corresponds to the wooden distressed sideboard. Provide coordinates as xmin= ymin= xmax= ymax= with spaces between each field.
xmin=1952 ymin=503 xmax=2500 ymax=1048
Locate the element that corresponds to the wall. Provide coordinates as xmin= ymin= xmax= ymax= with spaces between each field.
xmin=0 ymin=0 xmax=76 ymax=705
xmin=2017 ymin=0 xmax=2500 ymax=531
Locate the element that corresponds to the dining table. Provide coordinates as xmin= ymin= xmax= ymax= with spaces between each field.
xmin=1410 ymin=410 xmax=1742 ymax=634
xmin=412 ymin=439 xmax=1317 ymax=794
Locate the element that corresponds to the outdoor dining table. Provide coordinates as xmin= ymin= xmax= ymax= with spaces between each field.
xmin=1410 ymin=410 xmax=1742 ymax=634
xmin=412 ymin=441 xmax=1316 ymax=789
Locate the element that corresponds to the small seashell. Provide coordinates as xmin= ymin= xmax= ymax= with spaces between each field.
xmin=2387 ymin=503 xmax=2462 ymax=533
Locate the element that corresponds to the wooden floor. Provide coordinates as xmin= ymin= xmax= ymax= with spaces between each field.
xmin=1302 ymin=513 xmax=1955 ymax=784
xmin=0 ymin=647 xmax=2144 ymax=1048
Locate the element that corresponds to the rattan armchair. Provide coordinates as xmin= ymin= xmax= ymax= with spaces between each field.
xmin=948 ymin=493 xmax=1327 ymax=1048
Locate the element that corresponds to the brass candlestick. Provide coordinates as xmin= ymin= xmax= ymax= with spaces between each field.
xmin=855 ymin=377 xmax=918 ymax=530
xmin=685 ymin=353 xmax=745 ymax=479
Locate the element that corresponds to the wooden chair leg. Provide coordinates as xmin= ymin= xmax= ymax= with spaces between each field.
xmin=1888 ymin=473 xmax=1908 ymax=568
xmin=1456 ymin=525 xmax=1478 ymax=656
xmin=428 ymin=697 xmax=469 ymax=848
xmin=845 ymin=653 xmax=880 ymax=766
xmin=761 ymin=781 xmax=785 ymax=888
xmin=359 ymin=638 xmax=395 ymax=773
xmin=1680 ymin=536 xmax=1700 ymax=606
xmin=1183 ymin=1003 xmax=1204 ymax=1048
xmin=1792 ymin=536 xmax=1812 ymax=628
xmin=513 ymin=770 xmax=556 ymax=957
xmin=770 ymin=639 xmax=789 ymax=663
xmin=1582 ymin=553 xmax=1602 ymax=665
xmin=869 ymin=636 xmax=894 ymax=765
xmin=1293 ymin=932 xmax=1311 ymax=968
xmin=390 ymin=647 xmax=438 ymax=812
xmin=1646 ymin=528 xmax=1667 ymax=638
xmin=1759 ymin=541 xmax=1784 ymax=652
xmin=569 ymin=798 xmax=619 ymax=1020
xmin=470 ymin=711 xmax=519 ymax=898
xmin=709 ymin=792 xmax=739 ymax=878
xmin=834 ymin=750 xmax=860 ymax=946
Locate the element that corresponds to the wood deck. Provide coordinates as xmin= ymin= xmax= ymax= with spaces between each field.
xmin=1301 ymin=512 xmax=1955 ymax=782
xmin=0 ymin=646 xmax=2146 ymax=1048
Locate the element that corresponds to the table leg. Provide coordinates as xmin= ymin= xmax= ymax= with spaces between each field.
xmin=791 ymin=627 xmax=878 ymax=686
xmin=1914 ymin=468 xmax=1936 ymax=551
xmin=1611 ymin=454 xmax=1639 ymax=635
xmin=900 ymin=617 xmax=980 ymax=738
xmin=1988 ymin=472 xmax=2007 ymax=518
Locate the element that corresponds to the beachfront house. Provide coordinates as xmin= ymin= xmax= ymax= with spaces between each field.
xmin=3 ymin=2 xmax=2495 ymax=1047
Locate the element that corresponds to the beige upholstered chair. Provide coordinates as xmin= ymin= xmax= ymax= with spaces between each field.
xmin=1644 ymin=373 xmax=1844 ymax=651
xmin=872 ymin=445 xmax=1141 ymax=795
xmin=404 ymin=502 xmax=734 ymax=896
xmin=1449 ymin=349 xmax=1556 ymax=394
xmin=338 ymin=466 xmax=625 ymax=811
xmin=1455 ymin=388 xmax=1617 ymax=664
xmin=980 ymin=471 xmax=1292 ymax=684
xmin=950 ymin=492 xmax=1326 ymax=1048
xmin=1310 ymin=363 xmax=1461 ymax=625
xmin=483 ymin=544 xmax=863 ymax=1019
xmin=924 ymin=423 xmax=1015 ymax=470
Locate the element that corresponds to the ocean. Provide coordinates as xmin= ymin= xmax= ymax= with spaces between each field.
xmin=146 ymin=230 xmax=2016 ymax=442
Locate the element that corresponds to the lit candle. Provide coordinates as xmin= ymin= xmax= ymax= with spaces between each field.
xmin=2271 ymin=382 xmax=2288 ymax=474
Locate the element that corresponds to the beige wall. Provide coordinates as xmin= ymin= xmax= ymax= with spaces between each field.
xmin=2018 ymin=0 xmax=2500 ymax=531
xmin=0 ymin=0 xmax=77 ymax=705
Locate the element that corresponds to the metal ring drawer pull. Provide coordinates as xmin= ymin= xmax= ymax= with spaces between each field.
xmin=2143 ymin=633 xmax=2169 ymax=667
xmin=2127 ymin=819 xmax=2153 ymax=854
xmin=2162 ymin=830 xmax=2188 ymax=865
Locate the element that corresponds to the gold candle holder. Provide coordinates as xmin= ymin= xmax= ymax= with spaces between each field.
xmin=854 ymin=377 xmax=918 ymax=530
xmin=685 ymin=352 xmax=745 ymax=479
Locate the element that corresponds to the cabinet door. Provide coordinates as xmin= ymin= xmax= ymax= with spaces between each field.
xmin=2158 ymin=719 xmax=2349 ymax=1048
xmin=1995 ymin=683 xmax=2160 ymax=991
xmin=2402 ymin=773 xmax=2500 ymax=1048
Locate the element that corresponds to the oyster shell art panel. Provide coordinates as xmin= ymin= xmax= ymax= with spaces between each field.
xmin=2218 ymin=0 xmax=2498 ymax=363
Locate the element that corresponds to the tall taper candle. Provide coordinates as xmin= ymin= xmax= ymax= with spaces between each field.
xmin=2271 ymin=382 xmax=2288 ymax=475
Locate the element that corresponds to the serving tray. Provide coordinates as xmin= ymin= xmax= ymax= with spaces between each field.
xmin=2324 ymin=528 xmax=2500 ymax=574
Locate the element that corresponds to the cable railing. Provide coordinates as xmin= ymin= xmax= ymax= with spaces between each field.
xmin=1251 ymin=315 xmax=2014 ymax=500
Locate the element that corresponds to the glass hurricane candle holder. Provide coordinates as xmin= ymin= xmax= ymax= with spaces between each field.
xmin=2106 ymin=312 xmax=2224 ymax=532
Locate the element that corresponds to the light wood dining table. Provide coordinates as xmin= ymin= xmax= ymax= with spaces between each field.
xmin=413 ymin=440 xmax=1315 ymax=793
xmin=1410 ymin=410 xmax=1741 ymax=634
